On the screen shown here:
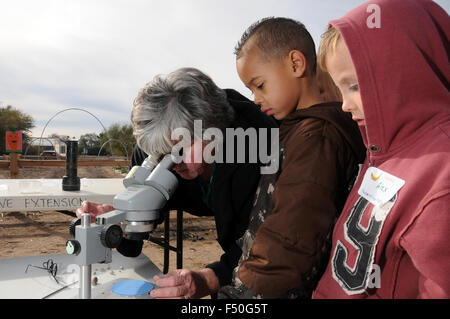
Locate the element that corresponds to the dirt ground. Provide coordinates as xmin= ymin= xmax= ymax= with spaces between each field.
xmin=0 ymin=166 xmax=223 ymax=279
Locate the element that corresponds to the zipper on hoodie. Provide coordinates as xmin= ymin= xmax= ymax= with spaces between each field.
xmin=366 ymin=148 xmax=373 ymax=168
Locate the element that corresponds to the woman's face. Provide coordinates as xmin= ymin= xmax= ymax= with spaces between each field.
xmin=172 ymin=140 xmax=209 ymax=180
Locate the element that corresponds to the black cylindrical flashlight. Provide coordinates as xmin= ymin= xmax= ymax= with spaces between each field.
xmin=62 ymin=140 xmax=80 ymax=191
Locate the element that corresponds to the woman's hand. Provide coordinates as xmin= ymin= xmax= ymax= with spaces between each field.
xmin=75 ymin=201 xmax=114 ymax=222
xmin=150 ymin=268 xmax=220 ymax=299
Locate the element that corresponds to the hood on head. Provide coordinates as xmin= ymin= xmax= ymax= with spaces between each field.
xmin=330 ymin=0 xmax=450 ymax=154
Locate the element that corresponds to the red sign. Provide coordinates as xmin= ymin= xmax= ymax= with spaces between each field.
xmin=5 ymin=131 xmax=22 ymax=153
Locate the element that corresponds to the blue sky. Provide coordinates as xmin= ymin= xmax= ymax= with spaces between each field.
xmin=1 ymin=0 xmax=449 ymax=139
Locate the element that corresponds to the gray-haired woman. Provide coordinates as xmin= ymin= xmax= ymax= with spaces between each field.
xmin=77 ymin=67 xmax=278 ymax=298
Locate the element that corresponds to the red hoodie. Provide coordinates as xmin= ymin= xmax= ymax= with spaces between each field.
xmin=313 ymin=0 xmax=450 ymax=299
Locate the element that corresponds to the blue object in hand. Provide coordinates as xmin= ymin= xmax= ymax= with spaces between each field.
xmin=111 ymin=280 xmax=154 ymax=296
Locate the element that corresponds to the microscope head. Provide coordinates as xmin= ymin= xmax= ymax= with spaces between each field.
xmin=96 ymin=154 xmax=178 ymax=242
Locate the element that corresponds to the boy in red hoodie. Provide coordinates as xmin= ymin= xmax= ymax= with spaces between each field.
xmin=314 ymin=0 xmax=450 ymax=298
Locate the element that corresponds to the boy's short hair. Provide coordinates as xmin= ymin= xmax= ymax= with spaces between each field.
xmin=318 ymin=26 xmax=341 ymax=72
xmin=235 ymin=17 xmax=317 ymax=75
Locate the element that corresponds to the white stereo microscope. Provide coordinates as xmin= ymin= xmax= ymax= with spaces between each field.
xmin=65 ymin=154 xmax=178 ymax=298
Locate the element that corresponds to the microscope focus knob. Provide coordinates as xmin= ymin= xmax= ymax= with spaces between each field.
xmin=66 ymin=240 xmax=81 ymax=255
xmin=100 ymin=224 xmax=123 ymax=248
xmin=69 ymin=218 xmax=81 ymax=238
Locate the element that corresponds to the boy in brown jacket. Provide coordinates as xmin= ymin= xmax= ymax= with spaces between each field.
xmin=219 ymin=17 xmax=366 ymax=298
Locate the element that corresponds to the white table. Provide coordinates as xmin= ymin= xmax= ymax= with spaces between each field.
xmin=0 ymin=251 xmax=162 ymax=299
xmin=0 ymin=178 xmax=181 ymax=277
xmin=0 ymin=178 xmax=124 ymax=212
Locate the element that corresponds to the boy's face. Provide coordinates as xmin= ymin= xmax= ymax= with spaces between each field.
xmin=325 ymin=39 xmax=365 ymax=126
xmin=236 ymin=43 xmax=301 ymax=120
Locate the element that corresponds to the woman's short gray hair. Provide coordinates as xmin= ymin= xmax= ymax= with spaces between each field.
xmin=131 ymin=67 xmax=235 ymax=159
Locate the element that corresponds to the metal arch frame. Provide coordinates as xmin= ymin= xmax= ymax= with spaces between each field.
xmin=96 ymin=138 xmax=129 ymax=160
xmin=23 ymin=137 xmax=56 ymax=157
xmin=94 ymin=138 xmax=130 ymax=178
xmin=22 ymin=137 xmax=57 ymax=178
xmin=38 ymin=107 xmax=111 ymax=158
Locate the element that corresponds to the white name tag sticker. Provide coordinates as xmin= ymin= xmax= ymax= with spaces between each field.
xmin=358 ymin=167 xmax=405 ymax=207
